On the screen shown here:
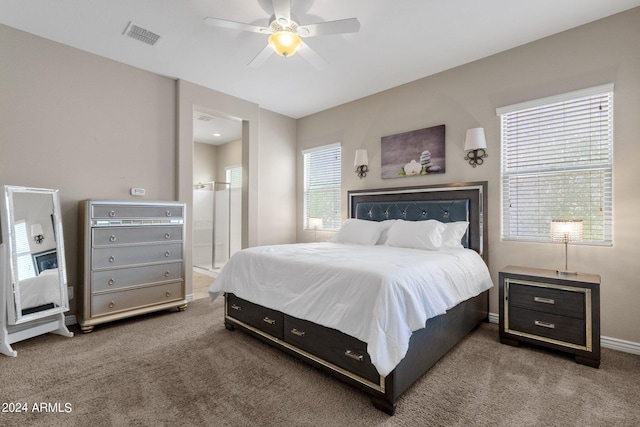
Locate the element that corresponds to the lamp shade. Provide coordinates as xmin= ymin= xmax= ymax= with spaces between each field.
xmin=308 ymin=217 xmax=323 ymax=230
xmin=31 ymin=224 xmax=44 ymax=237
xmin=268 ymin=31 xmax=302 ymax=57
xmin=354 ymin=149 xmax=369 ymax=166
xmin=464 ymin=128 xmax=487 ymax=151
xmin=550 ymin=220 xmax=583 ymax=243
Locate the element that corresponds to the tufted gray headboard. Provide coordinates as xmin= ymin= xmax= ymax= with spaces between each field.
xmin=348 ymin=182 xmax=488 ymax=262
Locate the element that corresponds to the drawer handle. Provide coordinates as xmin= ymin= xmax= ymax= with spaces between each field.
xmin=534 ymin=296 xmax=555 ymax=305
xmin=165 ymin=233 xmax=171 ymax=239
xmin=290 ymin=328 xmax=306 ymax=338
xmin=109 ymin=256 xmax=116 ymax=263
xmin=166 ymin=291 xmax=171 ymax=297
xmin=108 ymin=278 xmax=115 ymax=286
xmin=108 ymin=301 xmax=115 ymax=308
xmin=345 ymin=350 xmax=364 ymax=362
xmin=166 ymin=211 xmax=172 ymax=217
xmin=109 ymin=235 xmax=117 ymax=242
xmin=109 ymin=210 xmax=116 ymax=217
xmin=230 ymin=304 xmax=242 ymax=311
xmin=165 ymin=251 xmax=170 ymax=257
xmin=534 ymin=320 xmax=555 ymax=329
xmin=165 ymin=271 xmax=171 ymax=277
xmin=263 ymin=317 xmax=276 ymax=325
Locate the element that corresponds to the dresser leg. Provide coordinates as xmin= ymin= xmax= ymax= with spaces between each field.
xmin=224 ymin=321 xmax=235 ymax=332
xmin=176 ymin=304 xmax=187 ymax=312
xmin=575 ymin=355 xmax=600 ymax=368
xmin=80 ymin=325 xmax=94 ymax=334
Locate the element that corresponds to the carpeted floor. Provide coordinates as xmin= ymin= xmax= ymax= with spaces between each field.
xmin=1 ymin=297 xmax=639 ymax=426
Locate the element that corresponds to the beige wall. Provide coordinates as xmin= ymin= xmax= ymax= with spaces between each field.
xmin=0 ymin=25 xmax=176 ymax=314
xmin=193 ymin=142 xmax=218 ymax=185
xmin=214 ymin=139 xmax=242 ymax=183
xmin=296 ymin=8 xmax=640 ymax=344
xmin=1 ymin=24 xmax=298 ymax=311
xmin=257 ymin=108 xmax=297 ymax=245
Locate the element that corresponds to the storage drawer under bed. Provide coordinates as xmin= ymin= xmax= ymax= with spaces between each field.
xmin=284 ymin=315 xmax=380 ymax=384
xmin=226 ymin=294 xmax=284 ymax=340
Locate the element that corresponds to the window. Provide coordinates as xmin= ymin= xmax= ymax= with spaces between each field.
xmin=14 ymin=220 xmax=37 ymax=279
xmin=225 ymin=165 xmax=242 ymax=189
xmin=302 ymin=143 xmax=341 ymax=231
xmin=498 ymin=84 xmax=613 ymax=245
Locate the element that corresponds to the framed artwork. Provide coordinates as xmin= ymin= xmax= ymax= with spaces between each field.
xmin=32 ymin=249 xmax=58 ymax=274
xmin=381 ymin=124 xmax=445 ymax=179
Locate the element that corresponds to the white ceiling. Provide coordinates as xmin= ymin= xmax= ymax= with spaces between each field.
xmin=193 ymin=111 xmax=242 ymax=145
xmin=2 ymin=0 xmax=639 ymax=122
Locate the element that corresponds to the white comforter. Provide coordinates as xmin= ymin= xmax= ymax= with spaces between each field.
xmin=19 ymin=268 xmax=61 ymax=309
xmin=208 ymin=242 xmax=493 ymax=376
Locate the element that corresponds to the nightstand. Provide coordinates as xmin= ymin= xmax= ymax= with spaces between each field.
xmin=499 ymin=266 xmax=600 ymax=368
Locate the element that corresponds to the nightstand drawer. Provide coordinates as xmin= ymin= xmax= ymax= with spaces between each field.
xmin=509 ymin=306 xmax=586 ymax=347
xmin=508 ymin=281 xmax=585 ymax=319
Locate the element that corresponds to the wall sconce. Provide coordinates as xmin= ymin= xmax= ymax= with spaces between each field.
xmin=308 ymin=217 xmax=323 ymax=242
xmin=31 ymin=224 xmax=44 ymax=244
xmin=354 ymin=149 xmax=369 ymax=178
xmin=464 ymin=128 xmax=488 ymax=167
xmin=550 ymin=219 xmax=583 ymax=275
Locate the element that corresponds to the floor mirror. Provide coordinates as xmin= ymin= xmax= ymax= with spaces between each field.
xmin=1 ymin=185 xmax=73 ymax=357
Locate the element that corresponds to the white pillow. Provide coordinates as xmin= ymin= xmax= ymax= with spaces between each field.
xmin=329 ymin=219 xmax=384 ymax=246
xmin=440 ymin=221 xmax=469 ymax=249
xmin=375 ymin=220 xmax=397 ymax=245
xmin=385 ymin=219 xmax=446 ymax=250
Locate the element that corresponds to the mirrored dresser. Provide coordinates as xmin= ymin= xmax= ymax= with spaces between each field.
xmin=78 ymin=200 xmax=187 ymax=333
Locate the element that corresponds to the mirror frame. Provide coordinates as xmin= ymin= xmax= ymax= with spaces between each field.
xmin=1 ymin=185 xmax=70 ymax=324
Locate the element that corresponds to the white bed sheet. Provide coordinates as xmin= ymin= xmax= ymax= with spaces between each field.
xmin=19 ymin=268 xmax=61 ymax=310
xmin=208 ymin=242 xmax=493 ymax=376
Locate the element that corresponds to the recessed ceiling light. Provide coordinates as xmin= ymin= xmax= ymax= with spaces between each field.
xmin=213 ymin=133 xmax=221 ymax=137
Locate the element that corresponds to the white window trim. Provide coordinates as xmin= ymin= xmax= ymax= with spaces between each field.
xmin=302 ymin=142 xmax=342 ymax=231
xmin=498 ymin=84 xmax=614 ymax=246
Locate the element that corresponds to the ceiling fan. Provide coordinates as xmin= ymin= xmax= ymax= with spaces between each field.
xmin=203 ymin=0 xmax=360 ymax=69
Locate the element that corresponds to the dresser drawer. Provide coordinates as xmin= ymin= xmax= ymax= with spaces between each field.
xmin=92 ymin=204 xmax=184 ymax=219
xmin=93 ymin=226 xmax=183 ymax=246
xmin=91 ymin=242 xmax=183 ymax=269
xmin=508 ymin=306 xmax=586 ymax=347
xmin=91 ymin=281 xmax=183 ymax=317
xmin=508 ymin=281 xmax=585 ymax=319
xmin=226 ymin=294 xmax=283 ymax=340
xmin=91 ymin=261 xmax=183 ymax=292
xmin=284 ymin=315 xmax=380 ymax=384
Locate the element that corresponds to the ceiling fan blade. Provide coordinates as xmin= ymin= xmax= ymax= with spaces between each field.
xmin=272 ymin=0 xmax=291 ymax=25
xmin=203 ymin=17 xmax=270 ymax=34
xmin=248 ymin=44 xmax=275 ymax=67
xmin=297 ymin=18 xmax=360 ymax=37
xmin=297 ymin=42 xmax=328 ymax=70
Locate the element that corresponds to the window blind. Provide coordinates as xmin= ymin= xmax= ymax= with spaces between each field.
xmin=498 ymin=85 xmax=613 ymax=244
xmin=15 ymin=220 xmax=37 ymax=279
xmin=302 ymin=143 xmax=341 ymax=231
xmin=225 ymin=165 xmax=242 ymax=189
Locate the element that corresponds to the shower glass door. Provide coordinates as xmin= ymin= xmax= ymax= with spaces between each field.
xmin=193 ymin=182 xmax=230 ymax=273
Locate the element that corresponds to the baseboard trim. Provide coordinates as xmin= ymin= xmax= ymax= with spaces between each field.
xmin=601 ymin=336 xmax=640 ymax=355
xmin=489 ymin=312 xmax=640 ymax=355
xmin=186 ymin=293 xmax=195 ymax=302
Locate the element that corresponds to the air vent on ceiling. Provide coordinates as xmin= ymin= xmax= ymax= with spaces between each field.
xmin=196 ymin=115 xmax=214 ymax=122
xmin=123 ymin=22 xmax=161 ymax=46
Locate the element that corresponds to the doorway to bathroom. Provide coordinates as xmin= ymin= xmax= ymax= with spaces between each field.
xmin=192 ymin=111 xmax=242 ymax=290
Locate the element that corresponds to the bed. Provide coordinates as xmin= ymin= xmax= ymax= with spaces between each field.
xmin=208 ymin=182 xmax=490 ymax=414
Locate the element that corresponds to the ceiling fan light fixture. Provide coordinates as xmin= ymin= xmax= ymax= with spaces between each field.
xmin=269 ymin=31 xmax=302 ymax=57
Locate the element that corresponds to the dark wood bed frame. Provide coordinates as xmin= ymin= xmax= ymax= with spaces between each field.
xmin=223 ymin=182 xmax=489 ymax=414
